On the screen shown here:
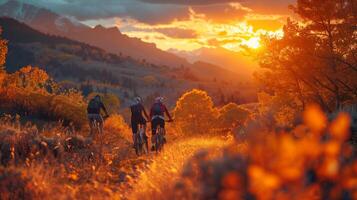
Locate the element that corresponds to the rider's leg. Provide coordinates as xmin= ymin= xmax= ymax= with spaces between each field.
xmin=89 ymin=117 xmax=95 ymax=137
xmin=151 ymin=118 xmax=159 ymax=151
xmin=98 ymin=115 xmax=104 ymax=135
xmin=131 ymin=121 xmax=138 ymax=147
xmin=142 ymin=123 xmax=149 ymax=151
xmin=158 ymin=118 xmax=167 ymax=143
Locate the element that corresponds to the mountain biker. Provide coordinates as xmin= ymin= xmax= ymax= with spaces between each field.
xmin=87 ymin=95 xmax=109 ymax=137
xmin=150 ymin=97 xmax=173 ymax=151
xmin=130 ymin=96 xmax=149 ymax=148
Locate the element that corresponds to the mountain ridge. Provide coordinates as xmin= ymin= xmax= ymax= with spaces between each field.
xmin=0 ymin=0 xmax=190 ymax=68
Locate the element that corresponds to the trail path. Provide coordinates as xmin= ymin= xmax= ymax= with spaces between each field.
xmin=114 ymin=136 xmax=231 ymax=199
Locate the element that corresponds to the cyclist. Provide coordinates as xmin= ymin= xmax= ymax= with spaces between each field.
xmin=87 ymin=95 xmax=109 ymax=137
xmin=130 ymin=96 xmax=149 ymax=148
xmin=150 ymin=97 xmax=173 ymax=151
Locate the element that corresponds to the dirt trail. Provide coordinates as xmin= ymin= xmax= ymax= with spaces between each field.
xmin=117 ymin=136 xmax=231 ymax=199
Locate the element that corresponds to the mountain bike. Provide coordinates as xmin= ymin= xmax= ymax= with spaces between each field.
xmin=134 ymin=123 xmax=148 ymax=156
xmin=154 ymin=120 xmax=172 ymax=153
xmin=90 ymin=114 xmax=109 ymax=155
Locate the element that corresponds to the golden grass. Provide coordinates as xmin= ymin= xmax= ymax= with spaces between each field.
xmin=126 ymin=136 xmax=233 ymax=199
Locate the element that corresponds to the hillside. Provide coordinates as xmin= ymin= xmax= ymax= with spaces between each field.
xmin=0 ymin=17 xmax=257 ymax=107
xmin=0 ymin=0 xmax=189 ymax=68
xmin=170 ymin=47 xmax=259 ymax=78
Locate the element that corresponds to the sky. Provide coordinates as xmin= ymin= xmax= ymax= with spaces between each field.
xmin=3 ymin=0 xmax=296 ymax=52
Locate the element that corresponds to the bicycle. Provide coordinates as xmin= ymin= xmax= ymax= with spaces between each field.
xmin=154 ymin=120 xmax=172 ymax=153
xmin=89 ymin=114 xmax=109 ymax=155
xmin=134 ymin=123 xmax=148 ymax=156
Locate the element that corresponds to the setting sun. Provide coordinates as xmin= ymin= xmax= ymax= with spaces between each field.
xmin=244 ymin=37 xmax=261 ymax=49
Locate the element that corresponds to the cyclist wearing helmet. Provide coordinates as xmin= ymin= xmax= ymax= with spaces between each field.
xmin=87 ymin=95 xmax=109 ymax=136
xmin=150 ymin=97 xmax=173 ymax=151
xmin=130 ymin=97 xmax=149 ymax=146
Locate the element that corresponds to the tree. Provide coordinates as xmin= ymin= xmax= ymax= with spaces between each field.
xmin=0 ymin=27 xmax=7 ymax=85
xmin=0 ymin=27 xmax=7 ymax=69
xmin=257 ymin=0 xmax=357 ymax=112
xmin=174 ymin=89 xmax=218 ymax=135
xmin=217 ymin=103 xmax=251 ymax=132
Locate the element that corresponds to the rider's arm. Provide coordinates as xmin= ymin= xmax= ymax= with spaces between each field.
xmin=163 ymin=105 xmax=173 ymax=121
xmin=101 ymin=102 xmax=109 ymax=116
xmin=142 ymin=105 xmax=150 ymax=121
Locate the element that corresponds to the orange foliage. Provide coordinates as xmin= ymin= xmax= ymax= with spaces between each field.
xmin=104 ymin=114 xmax=131 ymax=140
xmin=218 ymin=103 xmax=251 ymax=132
xmin=174 ymin=89 xmax=218 ymax=135
xmin=0 ymin=27 xmax=7 ymax=68
xmin=0 ymin=66 xmax=87 ymax=127
xmin=173 ymin=105 xmax=356 ymax=200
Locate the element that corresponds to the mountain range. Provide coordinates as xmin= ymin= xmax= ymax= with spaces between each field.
xmin=0 ymin=0 xmax=255 ymax=80
xmin=169 ymin=47 xmax=259 ymax=77
xmin=0 ymin=0 xmax=189 ymax=68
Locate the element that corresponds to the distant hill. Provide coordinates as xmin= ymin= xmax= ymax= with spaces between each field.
xmin=0 ymin=1 xmax=248 ymax=83
xmin=170 ymin=47 xmax=259 ymax=78
xmin=0 ymin=17 xmax=257 ymax=106
xmin=0 ymin=0 xmax=189 ymax=68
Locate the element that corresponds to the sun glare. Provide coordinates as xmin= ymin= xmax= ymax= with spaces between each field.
xmin=244 ymin=37 xmax=261 ymax=49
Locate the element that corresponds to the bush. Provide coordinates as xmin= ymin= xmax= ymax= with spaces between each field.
xmin=0 ymin=167 xmax=37 ymax=200
xmin=217 ymin=103 xmax=251 ymax=132
xmin=173 ymin=105 xmax=356 ymax=200
xmin=104 ymin=114 xmax=131 ymax=140
xmin=0 ymin=66 xmax=87 ymax=127
xmin=0 ymin=27 xmax=7 ymax=68
xmin=174 ymin=89 xmax=218 ymax=135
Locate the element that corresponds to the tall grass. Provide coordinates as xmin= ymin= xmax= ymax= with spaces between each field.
xmin=126 ymin=136 xmax=232 ymax=199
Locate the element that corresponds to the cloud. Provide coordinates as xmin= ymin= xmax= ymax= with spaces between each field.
xmin=190 ymin=3 xmax=250 ymax=23
xmin=0 ymin=0 xmax=291 ymax=52
xmin=247 ymin=19 xmax=284 ymax=31
xmin=3 ymin=0 xmax=294 ymax=24
xmin=207 ymin=38 xmax=242 ymax=47
xmin=155 ymin=27 xmax=198 ymax=39
xmin=139 ymin=0 xmax=243 ymax=5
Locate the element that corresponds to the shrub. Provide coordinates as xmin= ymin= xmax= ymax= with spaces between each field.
xmin=0 ymin=167 xmax=37 ymax=200
xmin=217 ymin=103 xmax=251 ymax=132
xmin=0 ymin=27 xmax=7 ymax=69
xmin=0 ymin=66 xmax=87 ymax=127
xmin=174 ymin=89 xmax=218 ymax=135
xmin=257 ymin=92 xmax=302 ymax=129
xmin=104 ymin=114 xmax=131 ymax=140
xmin=173 ymin=105 xmax=356 ymax=200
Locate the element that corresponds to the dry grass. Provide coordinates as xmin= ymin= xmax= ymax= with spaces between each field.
xmin=126 ymin=136 xmax=233 ymax=199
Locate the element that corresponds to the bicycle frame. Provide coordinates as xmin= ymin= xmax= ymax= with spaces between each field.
xmin=135 ymin=124 xmax=148 ymax=155
xmin=155 ymin=125 xmax=165 ymax=153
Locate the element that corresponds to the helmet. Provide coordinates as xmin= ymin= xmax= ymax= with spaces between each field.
xmin=94 ymin=95 xmax=101 ymax=101
xmin=155 ymin=97 xmax=164 ymax=103
xmin=134 ymin=96 xmax=142 ymax=104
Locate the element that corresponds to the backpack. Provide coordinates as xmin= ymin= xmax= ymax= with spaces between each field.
xmin=152 ymin=103 xmax=164 ymax=116
xmin=131 ymin=103 xmax=142 ymax=116
xmin=87 ymin=99 xmax=101 ymax=113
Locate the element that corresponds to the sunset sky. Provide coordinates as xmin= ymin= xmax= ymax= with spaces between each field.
xmin=6 ymin=0 xmax=296 ymax=52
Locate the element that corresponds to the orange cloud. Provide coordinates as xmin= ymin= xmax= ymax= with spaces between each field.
xmin=105 ymin=2 xmax=288 ymax=52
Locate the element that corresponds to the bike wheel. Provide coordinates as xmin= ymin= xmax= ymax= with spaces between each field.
xmin=141 ymin=133 xmax=148 ymax=154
